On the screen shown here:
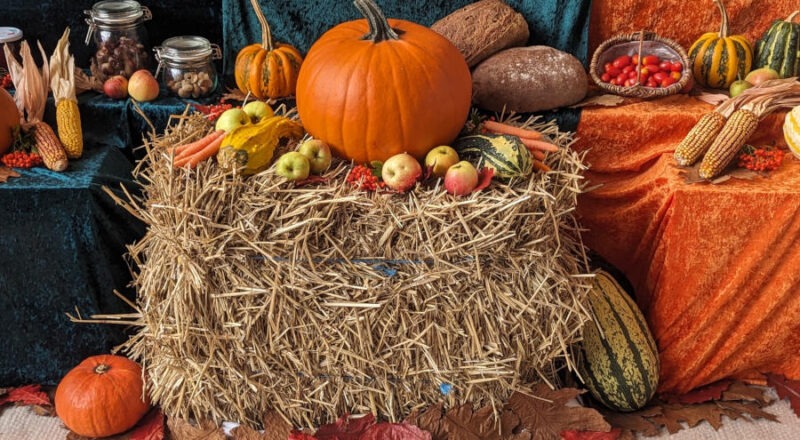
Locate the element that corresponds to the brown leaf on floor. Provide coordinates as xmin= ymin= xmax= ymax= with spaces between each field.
xmin=129 ymin=410 xmax=165 ymax=440
xmin=508 ymin=385 xmax=611 ymax=440
xmin=231 ymin=411 xmax=292 ymax=440
xmin=360 ymin=422 xmax=433 ymax=440
xmin=661 ymin=380 xmax=734 ymax=405
xmin=404 ymin=404 xmax=447 ymax=440
xmin=569 ymin=94 xmax=626 ymax=108
xmin=436 ymin=404 xmax=528 ymax=440
xmin=0 ymin=166 xmax=20 ymax=183
xmin=599 ymin=407 xmax=662 ymax=438
xmin=717 ymin=401 xmax=778 ymax=423
xmin=560 ymin=428 xmax=622 ymax=440
xmin=721 ymin=382 xmax=773 ymax=405
xmin=765 ymin=373 xmax=800 ymax=417
xmin=167 ymin=417 xmax=226 ymax=440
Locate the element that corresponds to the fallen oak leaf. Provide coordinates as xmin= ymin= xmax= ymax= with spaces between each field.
xmin=660 ymin=380 xmax=734 ymax=405
xmin=599 ymin=406 xmax=662 ymax=437
xmin=765 ymin=373 xmax=800 ymax=417
xmin=438 ymin=404 xmax=530 ymax=440
xmin=721 ymin=381 xmax=773 ymax=405
xmin=129 ymin=409 xmax=165 ymax=440
xmin=231 ymin=411 xmax=293 ymax=440
xmin=560 ymin=428 xmax=622 ymax=440
xmin=295 ymin=175 xmax=329 ymax=187
xmin=360 ymin=422 xmax=432 ymax=440
xmin=404 ymin=404 xmax=447 ymax=440
xmin=507 ymin=385 xmax=610 ymax=440
xmin=288 ymin=433 xmax=316 ymax=440
xmin=313 ymin=413 xmax=375 ymax=439
xmin=3 ymin=384 xmax=51 ymax=407
xmin=472 ymin=167 xmax=494 ymax=193
xmin=0 ymin=165 xmax=20 ymax=183
xmin=716 ymin=401 xmax=778 ymax=424
xmin=167 ymin=417 xmax=226 ymax=440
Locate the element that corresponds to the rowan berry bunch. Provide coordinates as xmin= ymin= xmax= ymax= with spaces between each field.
xmin=193 ymin=102 xmax=233 ymax=122
xmin=1 ymin=151 xmax=43 ymax=168
xmin=346 ymin=164 xmax=384 ymax=191
xmin=737 ymin=145 xmax=785 ymax=172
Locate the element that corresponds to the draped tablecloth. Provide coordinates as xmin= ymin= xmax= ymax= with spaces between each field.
xmin=574 ymin=95 xmax=800 ymax=394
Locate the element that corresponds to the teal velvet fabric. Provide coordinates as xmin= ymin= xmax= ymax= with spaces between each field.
xmin=0 ymin=145 xmax=145 ymax=386
xmin=221 ymin=0 xmax=591 ymax=130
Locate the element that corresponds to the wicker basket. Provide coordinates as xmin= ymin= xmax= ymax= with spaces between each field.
xmin=590 ymin=31 xmax=692 ymax=98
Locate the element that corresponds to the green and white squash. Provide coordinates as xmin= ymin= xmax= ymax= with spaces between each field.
xmin=452 ymin=134 xmax=532 ymax=179
xmin=755 ymin=11 xmax=800 ymax=79
xmin=577 ymin=270 xmax=660 ymax=412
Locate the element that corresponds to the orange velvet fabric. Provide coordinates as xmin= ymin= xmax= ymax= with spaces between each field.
xmin=574 ymin=95 xmax=800 ymax=394
xmin=589 ymin=0 xmax=798 ymax=58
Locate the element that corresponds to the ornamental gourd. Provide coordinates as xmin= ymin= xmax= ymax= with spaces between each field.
xmin=234 ymin=0 xmax=303 ymax=99
xmin=577 ymin=270 xmax=660 ymax=412
xmin=755 ymin=11 xmax=800 ymax=79
xmin=786 ymin=105 xmax=800 ymax=159
xmin=688 ymin=0 xmax=753 ymax=89
xmin=295 ymin=0 xmax=472 ymax=164
xmin=55 ymin=355 xmax=150 ymax=438
xmin=0 ymin=88 xmax=19 ymax=156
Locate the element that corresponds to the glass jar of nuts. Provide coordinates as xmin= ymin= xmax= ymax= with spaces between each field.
xmin=84 ymin=0 xmax=152 ymax=82
xmin=154 ymin=36 xmax=221 ymax=99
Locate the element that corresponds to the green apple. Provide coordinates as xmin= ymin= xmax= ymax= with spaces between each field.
xmin=424 ymin=145 xmax=459 ymax=178
xmin=382 ymin=153 xmax=422 ymax=192
xmin=744 ymin=67 xmax=780 ymax=87
xmin=275 ymin=152 xmax=310 ymax=181
xmin=215 ymin=108 xmax=250 ymax=132
xmin=729 ymin=80 xmax=753 ymax=97
xmin=242 ymin=100 xmax=274 ymax=123
xmin=297 ymin=139 xmax=332 ymax=174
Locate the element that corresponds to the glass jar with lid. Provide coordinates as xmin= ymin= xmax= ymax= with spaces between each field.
xmin=154 ymin=36 xmax=221 ymax=99
xmin=0 ymin=27 xmax=23 ymax=72
xmin=84 ymin=0 xmax=152 ymax=81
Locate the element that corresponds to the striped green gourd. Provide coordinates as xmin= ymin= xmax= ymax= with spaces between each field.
xmin=755 ymin=11 xmax=800 ymax=79
xmin=452 ymin=133 xmax=532 ymax=179
xmin=577 ymin=270 xmax=660 ymax=412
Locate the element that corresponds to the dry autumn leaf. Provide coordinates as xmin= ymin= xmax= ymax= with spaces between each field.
xmin=360 ymin=422 xmax=432 ymax=440
xmin=0 ymin=384 xmax=51 ymax=406
xmin=721 ymin=382 xmax=773 ymax=405
xmin=661 ymin=380 xmax=734 ymax=405
xmin=508 ymin=385 xmax=611 ymax=440
xmin=129 ymin=410 xmax=165 ymax=440
xmin=766 ymin=373 xmax=800 ymax=417
xmin=167 ymin=417 xmax=226 ymax=440
xmin=0 ymin=166 xmax=20 ymax=183
xmin=312 ymin=413 xmax=376 ymax=439
xmin=232 ymin=411 xmax=292 ymax=440
xmin=560 ymin=428 xmax=622 ymax=440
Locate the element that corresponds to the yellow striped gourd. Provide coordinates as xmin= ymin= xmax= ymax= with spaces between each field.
xmin=688 ymin=0 xmax=753 ymax=89
xmin=452 ymin=134 xmax=532 ymax=179
xmin=785 ymin=105 xmax=800 ymax=159
xmin=577 ymin=270 xmax=659 ymax=412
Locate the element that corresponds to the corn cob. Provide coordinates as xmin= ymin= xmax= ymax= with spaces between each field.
xmin=32 ymin=121 xmax=68 ymax=172
xmin=674 ymin=112 xmax=727 ymax=166
xmin=698 ymin=109 xmax=759 ymax=179
xmin=56 ymin=98 xmax=83 ymax=159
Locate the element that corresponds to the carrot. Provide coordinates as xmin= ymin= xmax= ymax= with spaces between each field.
xmin=533 ymin=160 xmax=551 ymax=173
xmin=173 ymin=130 xmax=225 ymax=157
xmin=532 ymin=150 xmax=545 ymax=161
xmin=175 ymin=133 xmax=226 ymax=168
xmin=482 ymin=119 xmax=543 ymax=140
xmin=520 ymin=137 xmax=559 ymax=153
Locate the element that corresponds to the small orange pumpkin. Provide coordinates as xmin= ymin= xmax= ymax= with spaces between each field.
xmin=0 ymin=88 xmax=20 ymax=156
xmin=234 ymin=0 xmax=303 ymax=99
xmin=55 ymin=355 xmax=150 ymax=438
xmin=295 ymin=0 xmax=472 ymax=164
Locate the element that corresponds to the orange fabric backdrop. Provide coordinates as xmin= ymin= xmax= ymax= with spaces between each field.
xmin=575 ymin=96 xmax=800 ymax=394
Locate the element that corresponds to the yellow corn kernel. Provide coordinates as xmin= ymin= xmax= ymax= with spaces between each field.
xmin=33 ymin=121 xmax=68 ymax=172
xmin=56 ymin=99 xmax=83 ymax=159
xmin=674 ymin=112 xmax=726 ymax=166
xmin=698 ymin=109 xmax=759 ymax=180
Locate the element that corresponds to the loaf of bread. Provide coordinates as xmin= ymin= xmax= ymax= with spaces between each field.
xmin=472 ymin=46 xmax=589 ymax=113
xmin=431 ymin=0 xmax=529 ymax=67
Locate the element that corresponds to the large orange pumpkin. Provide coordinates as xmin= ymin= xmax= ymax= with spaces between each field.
xmin=0 ymin=88 xmax=20 ymax=156
xmin=55 ymin=355 xmax=150 ymax=438
xmin=234 ymin=0 xmax=303 ymax=99
xmin=295 ymin=0 xmax=472 ymax=164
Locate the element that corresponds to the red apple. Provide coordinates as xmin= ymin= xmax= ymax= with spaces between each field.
xmin=127 ymin=69 xmax=159 ymax=102
xmin=382 ymin=153 xmax=422 ymax=192
xmin=744 ymin=67 xmax=780 ymax=87
xmin=444 ymin=161 xmax=478 ymax=196
xmin=103 ymin=75 xmax=128 ymax=99
xmin=424 ymin=145 xmax=459 ymax=178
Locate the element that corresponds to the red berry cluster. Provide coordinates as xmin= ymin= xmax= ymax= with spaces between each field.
xmin=346 ymin=165 xmax=384 ymax=191
xmin=1 ymin=74 xmax=12 ymax=89
xmin=193 ymin=102 xmax=233 ymax=122
xmin=1 ymin=151 xmax=43 ymax=168
xmin=737 ymin=146 xmax=785 ymax=172
xmin=599 ymin=54 xmax=683 ymax=88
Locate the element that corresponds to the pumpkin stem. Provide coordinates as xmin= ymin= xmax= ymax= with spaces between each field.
xmin=787 ymin=11 xmax=800 ymax=23
xmin=249 ymin=0 xmax=274 ymax=52
xmin=354 ymin=0 xmax=401 ymax=42
xmin=94 ymin=364 xmax=111 ymax=374
xmin=713 ymin=0 xmax=730 ymax=38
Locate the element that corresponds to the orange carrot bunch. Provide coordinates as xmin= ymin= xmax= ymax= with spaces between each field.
xmin=171 ymin=130 xmax=226 ymax=168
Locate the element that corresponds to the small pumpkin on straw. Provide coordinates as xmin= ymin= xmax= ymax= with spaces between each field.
xmin=4 ymin=40 xmax=68 ymax=171
xmin=50 ymin=28 xmax=83 ymax=159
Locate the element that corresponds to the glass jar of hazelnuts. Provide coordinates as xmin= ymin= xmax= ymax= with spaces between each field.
xmin=84 ymin=0 xmax=152 ymax=82
xmin=154 ymin=36 xmax=221 ymax=99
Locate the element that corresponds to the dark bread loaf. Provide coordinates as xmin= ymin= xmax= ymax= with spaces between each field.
xmin=431 ymin=0 xmax=529 ymax=68
xmin=472 ymin=46 xmax=588 ymax=112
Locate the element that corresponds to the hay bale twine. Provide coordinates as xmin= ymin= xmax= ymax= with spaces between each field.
xmin=119 ymin=112 xmax=594 ymax=428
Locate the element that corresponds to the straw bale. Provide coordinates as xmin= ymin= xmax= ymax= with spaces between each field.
xmin=117 ymin=111 xmax=594 ymax=428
